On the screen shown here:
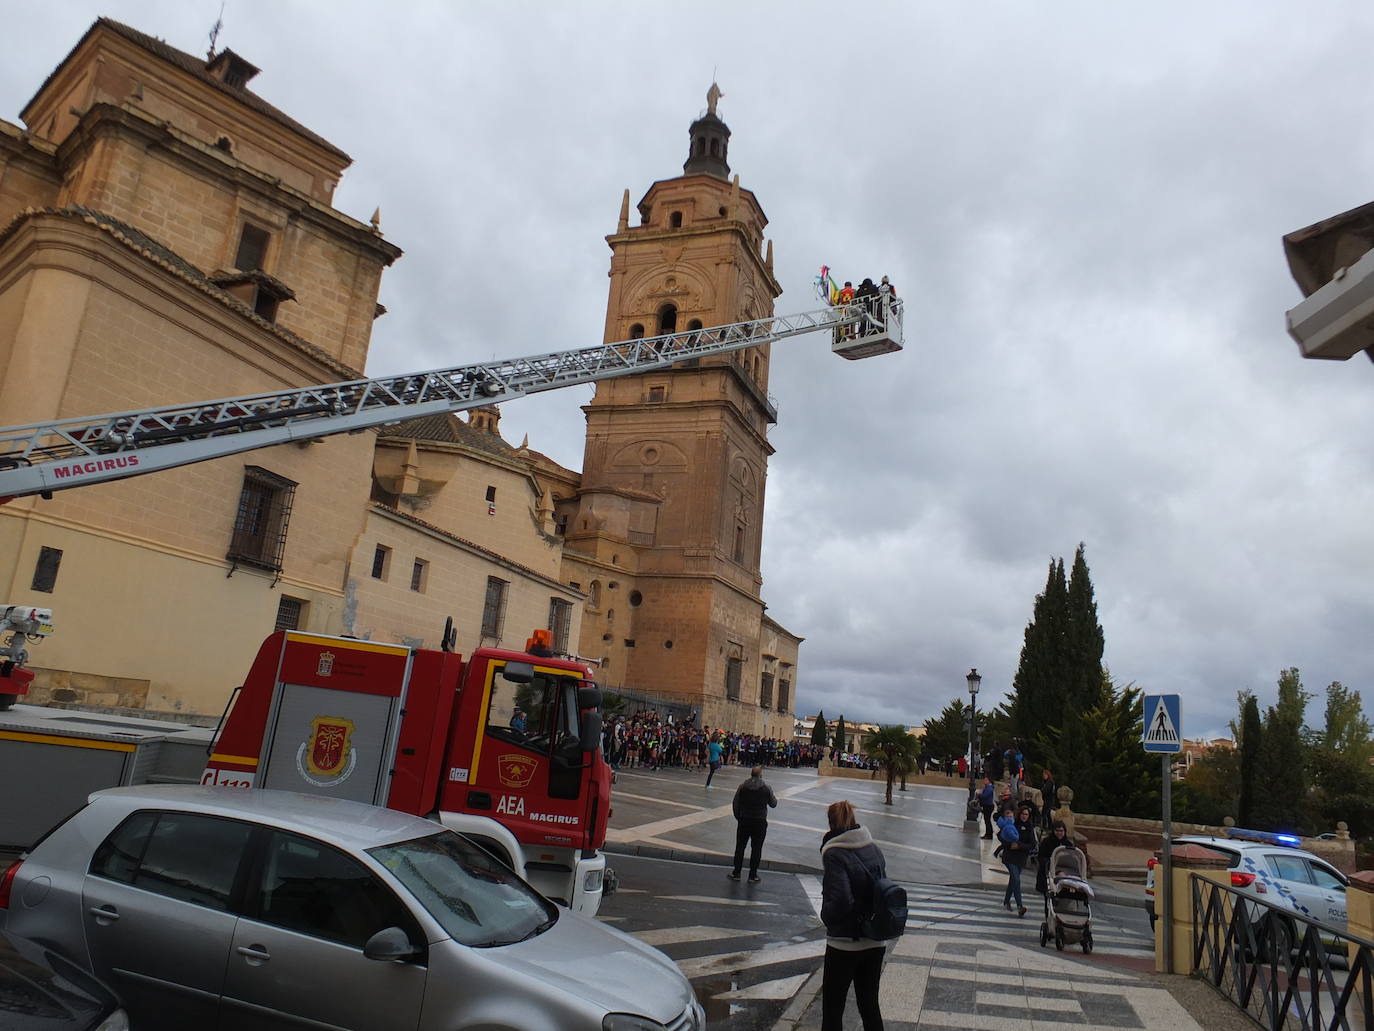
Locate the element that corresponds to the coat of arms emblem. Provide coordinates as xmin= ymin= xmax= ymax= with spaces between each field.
xmin=497 ymin=753 xmax=537 ymax=788
xmin=317 ymin=651 xmax=335 ymax=676
xmin=306 ymin=715 xmax=355 ymax=776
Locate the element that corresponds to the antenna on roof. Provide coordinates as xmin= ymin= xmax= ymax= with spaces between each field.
xmin=207 ymin=1 xmax=226 ymax=59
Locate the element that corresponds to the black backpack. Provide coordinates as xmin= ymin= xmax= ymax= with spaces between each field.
xmin=859 ymin=870 xmax=908 ymax=940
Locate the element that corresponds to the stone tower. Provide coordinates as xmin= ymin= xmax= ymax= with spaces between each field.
xmin=560 ymin=86 xmax=795 ymax=735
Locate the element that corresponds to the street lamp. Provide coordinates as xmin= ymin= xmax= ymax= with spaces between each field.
xmin=965 ymin=668 xmax=982 ymax=824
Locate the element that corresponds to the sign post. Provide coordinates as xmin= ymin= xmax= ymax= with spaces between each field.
xmin=1143 ymin=693 xmax=1182 ymax=971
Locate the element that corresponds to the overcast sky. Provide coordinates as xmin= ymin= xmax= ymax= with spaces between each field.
xmin=6 ymin=2 xmax=1374 ymax=741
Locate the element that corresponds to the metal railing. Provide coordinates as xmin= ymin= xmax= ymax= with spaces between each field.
xmin=1191 ymin=874 xmax=1374 ymax=1030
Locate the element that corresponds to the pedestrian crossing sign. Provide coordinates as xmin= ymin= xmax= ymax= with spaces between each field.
xmin=1142 ymin=694 xmax=1182 ymax=753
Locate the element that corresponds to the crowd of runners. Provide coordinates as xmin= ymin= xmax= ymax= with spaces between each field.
xmin=602 ymin=710 xmax=826 ymax=771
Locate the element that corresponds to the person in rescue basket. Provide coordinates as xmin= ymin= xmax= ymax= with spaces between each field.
xmin=729 ymin=766 xmax=777 ymax=882
xmin=820 ymin=799 xmax=887 ymax=1031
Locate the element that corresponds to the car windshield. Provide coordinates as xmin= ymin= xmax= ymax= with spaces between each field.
xmin=368 ymin=831 xmax=555 ymax=948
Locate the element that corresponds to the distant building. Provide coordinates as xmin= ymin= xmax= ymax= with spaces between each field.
xmin=1178 ymin=736 xmax=1236 ymax=777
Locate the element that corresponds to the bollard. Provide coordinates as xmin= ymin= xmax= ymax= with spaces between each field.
xmin=1346 ymin=871 xmax=1374 ymax=971
xmin=1155 ymin=843 xmax=1231 ymax=975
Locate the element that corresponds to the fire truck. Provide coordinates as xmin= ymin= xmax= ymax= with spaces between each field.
xmin=199 ymin=626 xmax=613 ymax=911
xmin=0 ymin=296 xmax=902 ymax=913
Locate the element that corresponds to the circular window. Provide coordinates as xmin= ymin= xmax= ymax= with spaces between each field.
xmin=642 ymin=446 xmax=660 ymax=465
xmin=629 ymin=590 xmax=643 ymax=607
xmin=664 ymin=640 xmax=673 ymax=650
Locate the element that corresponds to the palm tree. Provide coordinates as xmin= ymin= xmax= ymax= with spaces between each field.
xmin=864 ymin=724 xmax=921 ymax=805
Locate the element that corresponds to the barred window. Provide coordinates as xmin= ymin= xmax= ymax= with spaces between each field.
xmin=228 ymin=467 xmax=296 ymax=572
xmin=481 ymin=577 xmax=508 ymax=640
xmin=371 ymin=545 xmax=391 ymax=580
xmin=548 ymin=597 xmax=572 ymax=653
xmin=778 ymin=679 xmax=791 ymax=714
xmin=275 ymin=596 xmax=305 ymax=632
xmin=410 ymin=559 xmax=428 ymax=593
xmin=725 ymin=657 xmax=742 ymax=701
xmin=760 ymin=672 xmax=774 ymax=710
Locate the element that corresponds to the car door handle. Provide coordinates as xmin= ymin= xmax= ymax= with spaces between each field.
xmin=236 ymin=945 xmax=271 ymax=964
xmin=87 ymin=905 xmax=119 ymax=924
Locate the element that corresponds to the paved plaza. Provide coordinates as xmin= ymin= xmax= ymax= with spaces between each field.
xmin=603 ymin=765 xmax=1255 ymax=1031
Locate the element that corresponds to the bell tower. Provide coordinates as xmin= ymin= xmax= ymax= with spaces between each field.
xmin=563 ymin=86 xmax=785 ymax=731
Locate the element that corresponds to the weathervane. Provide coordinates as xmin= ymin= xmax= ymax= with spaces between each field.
xmin=207 ymin=1 xmax=225 ymax=59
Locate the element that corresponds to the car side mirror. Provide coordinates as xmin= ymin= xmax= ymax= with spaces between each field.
xmin=363 ymin=926 xmax=421 ymax=962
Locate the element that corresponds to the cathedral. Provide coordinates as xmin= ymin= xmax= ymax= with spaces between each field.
xmin=0 ymin=19 xmax=799 ymax=736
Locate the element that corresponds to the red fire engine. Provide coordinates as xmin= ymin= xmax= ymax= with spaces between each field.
xmin=201 ymin=627 xmax=611 ymax=912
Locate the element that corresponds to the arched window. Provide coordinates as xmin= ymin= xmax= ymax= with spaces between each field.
xmin=629 ymin=323 xmax=645 ymax=339
xmin=687 ymin=319 xmax=703 ymax=331
xmin=710 ymin=139 xmax=720 ymax=157
xmin=670 ymin=211 xmax=683 ymax=229
xmin=696 ymin=136 xmax=706 ymax=156
xmin=658 ymin=305 xmax=677 ymax=334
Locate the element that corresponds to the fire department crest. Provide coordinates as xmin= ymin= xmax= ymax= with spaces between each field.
xmin=497 ymin=753 xmax=537 ymax=788
xmin=304 ymin=715 xmax=355 ymax=777
xmin=317 ymin=651 xmax=335 ymax=677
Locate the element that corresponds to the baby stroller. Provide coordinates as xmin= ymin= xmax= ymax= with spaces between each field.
xmin=1039 ymin=845 xmax=1094 ymax=953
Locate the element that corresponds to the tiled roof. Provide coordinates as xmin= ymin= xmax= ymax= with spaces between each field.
xmin=25 ymin=18 xmax=349 ymax=163
xmin=0 ymin=204 xmax=360 ymax=380
xmin=381 ymin=413 xmax=518 ymax=459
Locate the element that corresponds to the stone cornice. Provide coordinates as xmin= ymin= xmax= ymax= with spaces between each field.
xmin=58 ymin=103 xmax=401 ymax=266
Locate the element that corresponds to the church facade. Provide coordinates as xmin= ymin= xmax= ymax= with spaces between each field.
xmin=0 ymin=19 xmax=798 ymax=735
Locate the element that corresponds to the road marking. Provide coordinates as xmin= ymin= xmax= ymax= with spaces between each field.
xmin=676 ymin=938 xmax=826 ymax=978
xmin=610 ymin=789 xmax=706 ymax=810
xmin=712 ymin=973 xmax=810 ymax=1001
xmin=635 ymin=925 xmax=766 ymax=946
xmin=661 ymin=895 xmax=779 ymax=907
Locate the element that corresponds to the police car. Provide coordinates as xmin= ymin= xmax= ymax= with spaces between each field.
xmin=1145 ymin=828 xmax=1349 ymax=941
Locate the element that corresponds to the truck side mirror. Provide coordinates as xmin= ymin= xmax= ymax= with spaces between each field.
xmin=577 ymin=684 xmax=601 ymax=710
xmin=580 ymin=710 xmax=602 ymax=754
xmin=501 ymin=661 xmax=534 ymax=684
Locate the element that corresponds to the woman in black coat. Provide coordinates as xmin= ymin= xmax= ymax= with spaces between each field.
xmin=1036 ymin=820 xmax=1076 ymax=895
xmin=819 ymin=799 xmax=886 ymax=1031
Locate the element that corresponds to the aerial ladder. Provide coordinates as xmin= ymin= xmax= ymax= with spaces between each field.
xmin=0 ymin=296 xmax=902 ymax=503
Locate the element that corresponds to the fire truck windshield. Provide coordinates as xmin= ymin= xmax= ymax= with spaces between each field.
xmin=486 ymin=666 xmax=580 ymax=755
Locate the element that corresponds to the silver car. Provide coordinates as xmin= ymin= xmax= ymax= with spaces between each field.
xmin=0 ymin=785 xmax=702 ymax=1031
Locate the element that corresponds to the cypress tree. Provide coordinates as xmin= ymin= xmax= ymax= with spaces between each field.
xmin=1237 ymin=693 xmax=1262 ymax=826
xmin=1065 ymin=543 xmax=1106 ymax=711
xmin=811 ymin=711 xmax=827 ymax=746
xmin=835 ymin=716 xmax=847 ymax=753
xmin=1011 ymin=558 xmax=1070 ymax=735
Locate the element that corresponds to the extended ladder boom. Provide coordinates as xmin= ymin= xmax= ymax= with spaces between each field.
xmin=0 ymin=298 xmax=901 ymax=501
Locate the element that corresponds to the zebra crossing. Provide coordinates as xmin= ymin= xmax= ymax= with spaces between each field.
xmin=899 ymin=881 xmax=1157 ymax=963
xmin=600 ymin=858 xmax=1159 ymax=1030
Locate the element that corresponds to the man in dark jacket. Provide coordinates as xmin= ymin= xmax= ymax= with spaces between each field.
xmin=729 ymin=766 xmax=778 ymax=882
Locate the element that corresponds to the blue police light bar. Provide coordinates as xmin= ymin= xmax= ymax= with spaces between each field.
xmin=1225 ymin=827 xmax=1301 ymax=847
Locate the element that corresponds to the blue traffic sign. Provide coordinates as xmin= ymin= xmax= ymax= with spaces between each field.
xmin=1143 ymin=694 xmax=1182 ymax=753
